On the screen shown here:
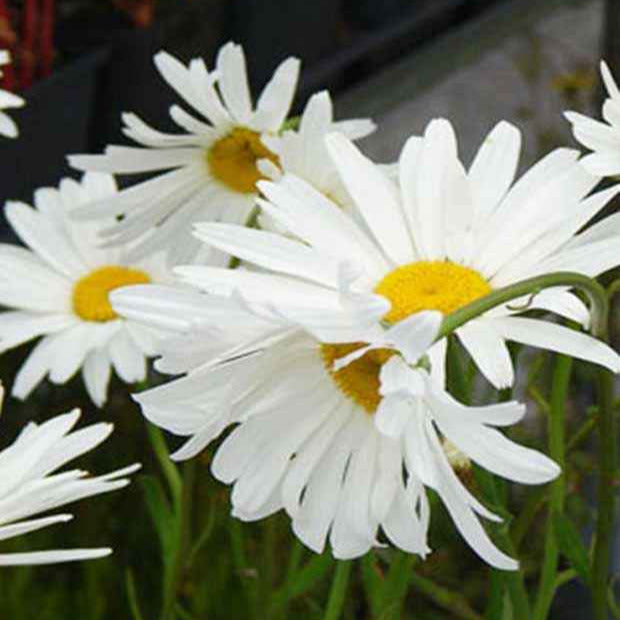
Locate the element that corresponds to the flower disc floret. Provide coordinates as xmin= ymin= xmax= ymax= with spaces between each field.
xmin=320 ymin=343 xmax=394 ymax=414
xmin=208 ymin=127 xmax=279 ymax=193
xmin=375 ymin=261 xmax=491 ymax=323
xmin=73 ymin=266 xmax=151 ymax=322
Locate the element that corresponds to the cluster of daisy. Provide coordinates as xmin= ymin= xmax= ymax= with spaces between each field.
xmin=0 ymin=44 xmax=619 ymax=570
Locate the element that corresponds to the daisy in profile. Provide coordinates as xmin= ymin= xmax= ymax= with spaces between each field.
xmin=185 ymin=121 xmax=620 ymax=390
xmin=0 ymin=387 xmax=139 ymax=565
xmin=69 ymin=42 xmax=300 ymax=263
xmin=0 ymin=51 xmax=24 ymax=139
xmin=0 ymin=173 xmax=171 ymax=407
xmin=68 ymin=43 xmax=375 ymax=264
xmin=112 ymin=282 xmax=559 ymax=570
xmin=565 ymin=61 xmax=620 ymax=176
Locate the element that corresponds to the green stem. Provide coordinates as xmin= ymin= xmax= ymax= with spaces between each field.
xmin=408 ymin=572 xmax=483 ymax=620
xmin=379 ymin=551 xmax=417 ymax=619
xmin=592 ymin=366 xmax=616 ymax=620
xmin=324 ymin=561 xmax=352 ymax=620
xmin=567 ymin=416 xmax=598 ymax=453
xmin=147 ymin=424 xmax=182 ymax=505
xmin=511 ymin=486 xmax=548 ymax=548
xmin=161 ymin=460 xmax=196 ymax=620
xmin=475 ymin=468 xmax=531 ymax=620
xmin=437 ymin=272 xmax=608 ymax=341
xmin=591 ymin=279 xmax=618 ymax=620
xmin=229 ymin=520 xmax=260 ymax=618
xmin=533 ymin=355 xmax=572 ymax=620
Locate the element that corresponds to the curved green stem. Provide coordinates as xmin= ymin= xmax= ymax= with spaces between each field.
xmin=438 ymin=272 xmax=609 ymax=340
xmin=533 ymin=354 xmax=572 ymax=620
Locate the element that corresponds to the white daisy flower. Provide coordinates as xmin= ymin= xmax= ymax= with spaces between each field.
xmin=0 ymin=388 xmax=140 ymax=566
xmin=111 ymin=285 xmax=560 ymax=570
xmin=0 ymin=173 xmax=172 ymax=407
xmin=66 ymin=42 xmax=301 ymax=265
xmin=0 ymin=51 xmax=25 ymax=139
xmin=565 ymin=61 xmax=620 ymax=176
xmin=183 ymin=121 xmax=620 ymax=390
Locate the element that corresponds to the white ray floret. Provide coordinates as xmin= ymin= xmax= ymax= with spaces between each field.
xmin=0 ymin=173 xmax=175 ymax=406
xmin=185 ymin=121 xmax=620 ymax=390
xmin=0 ymin=387 xmax=139 ymax=566
xmin=565 ymin=61 xmax=620 ymax=176
xmin=0 ymin=51 xmax=24 ymax=139
xmin=112 ymin=283 xmax=559 ymax=570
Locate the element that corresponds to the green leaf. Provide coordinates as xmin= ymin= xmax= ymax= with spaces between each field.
xmin=552 ymin=512 xmax=591 ymax=585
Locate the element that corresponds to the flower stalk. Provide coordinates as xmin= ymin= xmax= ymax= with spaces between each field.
xmin=592 ymin=364 xmax=616 ymax=620
xmin=437 ymin=272 xmax=609 ymax=341
xmin=533 ymin=354 xmax=572 ymax=620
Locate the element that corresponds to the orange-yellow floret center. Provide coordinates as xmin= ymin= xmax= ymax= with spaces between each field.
xmin=207 ymin=127 xmax=279 ymax=194
xmin=321 ymin=261 xmax=491 ymax=413
xmin=320 ymin=343 xmax=393 ymax=414
xmin=73 ymin=266 xmax=151 ymax=322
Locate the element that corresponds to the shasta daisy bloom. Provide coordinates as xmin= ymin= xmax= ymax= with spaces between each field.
xmin=0 ymin=51 xmax=24 ymax=139
xmin=111 ymin=284 xmax=560 ymax=569
xmin=185 ymin=120 xmax=620 ymax=390
xmin=0 ymin=173 xmax=172 ymax=406
xmin=66 ymin=42 xmax=301 ymax=264
xmin=0 ymin=390 xmax=139 ymax=566
xmin=565 ymin=61 xmax=620 ymax=176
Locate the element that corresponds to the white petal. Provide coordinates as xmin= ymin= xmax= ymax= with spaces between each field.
xmin=216 ymin=42 xmax=253 ymax=124
xmin=257 ymin=175 xmax=390 ymax=280
xmin=414 ymin=119 xmax=459 ymax=259
xmin=108 ymin=329 xmax=146 ymax=384
xmin=375 ymin=395 xmax=414 ymax=438
xmin=325 ymin=132 xmax=413 ymax=265
xmin=491 ymin=317 xmax=620 ymax=372
xmin=456 ymin=319 xmax=514 ymax=389
xmin=601 ymin=60 xmax=620 ymax=99
xmin=82 ymin=349 xmax=112 ymax=407
xmin=0 ymin=548 xmax=112 ymax=566
xmin=5 ymin=202 xmax=86 ymax=277
xmin=437 ymin=417 xmax=560 ymax=484
xmin=468 ymin=121 xmax=521 ymax=224
xmin=253 ymin=57 xmax=300 ymax=131
xmin=193 ymin=222 xmax=339 ymax=286
xmin=382 ymin=311 xmax=442 ymax=364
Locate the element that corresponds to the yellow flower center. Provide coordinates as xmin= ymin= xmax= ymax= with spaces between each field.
xmin=321 ymin=261 xmax=490 ymax=413
xmin=73 ymin=266 xmax=151 ymax=322
xmin=207 ymin=127 xmax=279 ymax=194
xmin=375 ymin=260 xmax=491 ymax=324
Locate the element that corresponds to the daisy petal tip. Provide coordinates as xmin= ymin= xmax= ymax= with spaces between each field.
xmin=497 ymin=556 xmax=519 ymax=572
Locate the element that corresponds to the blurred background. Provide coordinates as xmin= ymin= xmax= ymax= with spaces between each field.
xmin=0 ymin=0 xmax=617 ymax=619
xmin=0 ymin=0 xmax=608 ymax=202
